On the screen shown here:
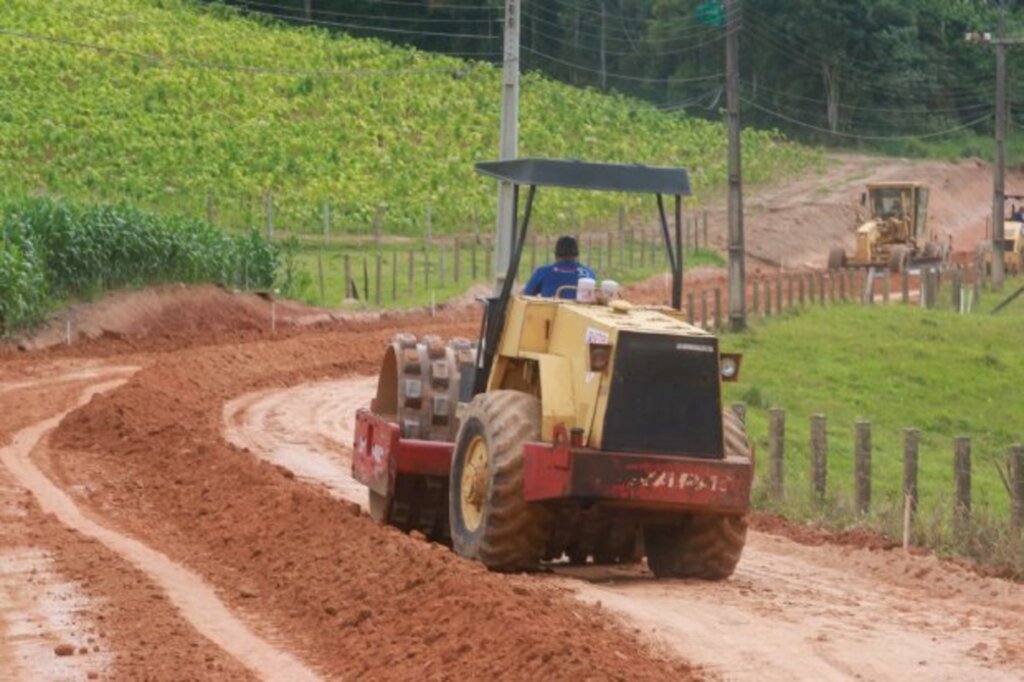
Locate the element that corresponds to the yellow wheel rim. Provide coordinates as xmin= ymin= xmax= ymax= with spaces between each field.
xmin=460 ymin=434 xmax=490 ymax=532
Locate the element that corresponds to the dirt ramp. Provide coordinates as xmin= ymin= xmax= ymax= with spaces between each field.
xmin=15 ymin=284 xmax=343 ymax=352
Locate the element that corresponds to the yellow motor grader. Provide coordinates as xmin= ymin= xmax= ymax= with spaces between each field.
xmin=980 ymin=194 xmax=1024 ymax=276
xmin=353 ymin=159 xmax=752 ymax=579
xmin=828 ymin=182 xmax=948 ymax=272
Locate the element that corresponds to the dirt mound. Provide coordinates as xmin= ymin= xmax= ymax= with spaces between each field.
xmin=47 ymin=321 xmax=698 ymax=680
xmin=14 ymin=285 xmax=333 ymax=351
xmin=691 ymin=154 xmax=1024 ymax=270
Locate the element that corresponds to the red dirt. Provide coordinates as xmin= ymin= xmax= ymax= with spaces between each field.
xmin=42 ymin=323 xmax=697 ymax=680
xmin=0 ymin=369 xmax=254 ymax=680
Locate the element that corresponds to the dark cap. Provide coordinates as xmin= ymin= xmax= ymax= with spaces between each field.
xmin=555 ymin=235 xmax=579 ymax=259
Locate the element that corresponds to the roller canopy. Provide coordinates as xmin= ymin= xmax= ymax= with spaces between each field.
xmin=475 ymin=158 xmax=691 ymax=196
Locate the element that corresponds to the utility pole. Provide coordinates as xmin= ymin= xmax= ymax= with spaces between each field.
xmin=600 ymin=2 xmax=608 ymax=92
xmin=993 ymin=0 xmax=1007 ymax=291
xmin=494 ymin=0 xmax=520 ymax=294
xmin=725 ymin=0 xmax=746 ymax=331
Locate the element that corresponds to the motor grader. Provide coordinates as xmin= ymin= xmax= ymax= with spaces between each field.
xmin=353 ymin=159 xmax=752 ymax=579
xmin=979 ymin=194 xmax=1024 ymax=276
xmin=827 ymin=182 xmax=948 ymax=272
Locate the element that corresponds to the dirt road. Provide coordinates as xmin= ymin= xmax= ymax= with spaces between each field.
xmin=224 ymin=377 xmax=1024 ymax=681
xmin=1 ymin=154 xmax=1022 ymax=680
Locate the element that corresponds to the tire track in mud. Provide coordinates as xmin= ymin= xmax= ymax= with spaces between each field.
xmin=2 ymin=369 xmax=322 ymax=682
xmin=224 ymin=376 xmax=1024 ymax=682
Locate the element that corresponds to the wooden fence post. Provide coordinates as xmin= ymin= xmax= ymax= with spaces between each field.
xmin=903 ymin=428 xmax=919 ymax=515
xmin=798 ymin=273 xmax=806 ymax=305
xmin=408 ymin=249 xmax=415 ymax=296
xmin=901 ymin=267 xmax=910 ymax=304
xmin=829 ymin=270 xmax=837 ymax=302
xmin=810 ymin=414 xmax=827 ymax=502
xmin=952 ymin=268 xmax=962 ymax=310
xmin=953 ymin=436 xmax=971 ymax=546
xmin=454 ymin=238 xmax=461 ymax=283
xmin=817 ymin=272 xmax=826 ymax=305
xmin=752 ymin=280 xmax=760 ymax=317
xmin=775 ymin=275 xmax=783 ymax=313
xmin=732 ymin=402 xmax=747 ymax=425
xmin=264 ymin=190 xmax=273 ymax=239
xmin=317 ymin=253 xmax=325 ymax=304
xmin=855 ymin=420 xmax=872 ymax=514
xmin=343 ymin=254 xmax=352 ymax=300
xmin=769 ymin=408 xmax=786 ymax=501
xmin=700 ymin=290 xmax=708 ymax=328
xmin=787 ymin=275 xmax=794 ymax=309
xmin=765 ymin=280 xmax=772 ymax=317
xmin=882 ymin=272 xmax=890 ymax=304
xmin=1010 ymin=444 xmax=1024 ymax=535
xmin=362 ymin=257 xmax=369 ymax=302
xmin=392 ymin=251 xmax=398 ymax=301
xmin=714 ymin=288 xmax=722 ymax=330
xmin=687 ymin=292 xmax=695 ymax=325
xmin=374 ymin=253 xmax=382 ymax=305
xmin=839 ymin=269 xmax=847 ymax=301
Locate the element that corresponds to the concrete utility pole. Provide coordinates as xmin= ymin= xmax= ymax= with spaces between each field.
xmin=725 ymin=0 xmax=746 ymax=331
xmin=993 ymin=0 xmax=1007 ymax=291
xmin=494 ymin=0 xmax=520 ymax=294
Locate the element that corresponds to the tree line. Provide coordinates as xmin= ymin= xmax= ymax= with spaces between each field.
xmin=210 ymin=1 xmax=1024 ymax=147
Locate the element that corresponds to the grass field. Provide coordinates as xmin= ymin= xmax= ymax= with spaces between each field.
xmin=722 ymin=279 xmax=1024 ymax=567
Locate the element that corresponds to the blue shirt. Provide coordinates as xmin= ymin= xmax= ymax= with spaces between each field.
xmin=523 ymin=260 xmax=596 ymax=299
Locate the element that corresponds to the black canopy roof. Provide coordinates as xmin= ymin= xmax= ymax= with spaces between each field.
xmin=475 ymin=158 xmax=691 ymax=196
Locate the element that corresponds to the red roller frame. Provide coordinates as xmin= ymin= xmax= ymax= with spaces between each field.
xmin=353 ymin=411 xmax=751 ymax=514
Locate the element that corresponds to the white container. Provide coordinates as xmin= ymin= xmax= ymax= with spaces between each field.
xmin=577 ymin=277 xmax=596 ymax=303
xmin=600 ymin=279 xmax=620 ymax=298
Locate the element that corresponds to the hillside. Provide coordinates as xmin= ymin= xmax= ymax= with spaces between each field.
xmin=0 ymin=0 xmax=817 ymax=235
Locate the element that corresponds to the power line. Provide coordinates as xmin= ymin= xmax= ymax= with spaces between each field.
xmin=0 ymin=28 xmax=471 ymax=78
xmin=522 ymin=45 xmax=723 ymax=85
xmin=742 ymin=97 xmax=992 ymax=140
xmin=521 ymin=13 xmax=726 ymax=58
xmin=233 ymin=5 xmax=501 ymax=40
xmin=232 ymin=0 xmax=500 ymax=24
xmin=740 ymin=80 xmax=991 ymax=115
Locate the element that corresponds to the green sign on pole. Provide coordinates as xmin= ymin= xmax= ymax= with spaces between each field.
xmin=696 ymin=0 xmax=725 ymax=28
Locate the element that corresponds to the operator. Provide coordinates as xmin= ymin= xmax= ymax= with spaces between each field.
xmin=522 ymin=235 xmax=595 ymax=299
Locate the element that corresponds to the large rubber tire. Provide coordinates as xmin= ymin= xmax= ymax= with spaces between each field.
xmin=448 ymin=391 xmax=551 ymax=571
xmin=643 ymin=410 xmax=751 ymax=580
xmin=888 ymin=245 xmax=908 ymax=274
xmin=827 ymin=247 xmax=846 ymax=271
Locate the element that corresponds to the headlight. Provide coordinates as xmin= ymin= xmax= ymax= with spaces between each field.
xmin=588 ymin=343 xmax=613 ymax=372
xmin=720 ymin=353 xmax=742 ymax=382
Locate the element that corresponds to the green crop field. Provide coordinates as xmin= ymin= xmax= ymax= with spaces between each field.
xmin=0 ymin=0 xmax=819 ymax=237
xmin=722 ymin=283 xmax=1024 ymax=571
